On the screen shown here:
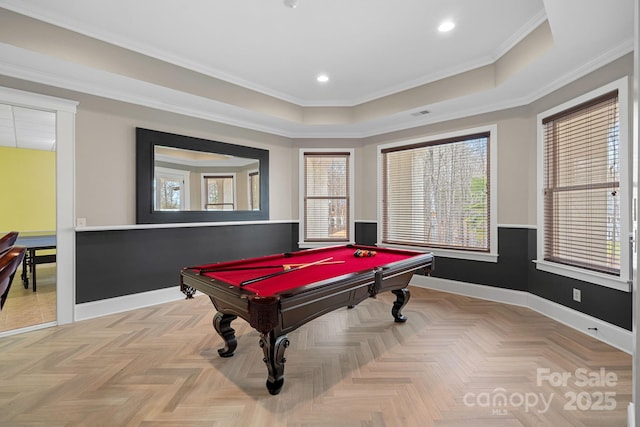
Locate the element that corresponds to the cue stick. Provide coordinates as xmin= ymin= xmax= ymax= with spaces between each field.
xmin=194 ymin=260 xmax=344 ymax=274
xmin=239 ymin=256 xmax=334 ymax=287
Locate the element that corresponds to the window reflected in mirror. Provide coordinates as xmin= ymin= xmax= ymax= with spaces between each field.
xmin=249 ymin=171 xmax=260 ymax=210
xmin=204 ymin=175 xmax=234 ymax=210
xmin=153 ymin=145 xmax=259 ymax=212
xmin=136 ymin=127 xmax=269 ymax=224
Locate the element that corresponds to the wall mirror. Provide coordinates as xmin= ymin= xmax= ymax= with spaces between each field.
xmin=136 ymin=128 xmax=269 ymax=223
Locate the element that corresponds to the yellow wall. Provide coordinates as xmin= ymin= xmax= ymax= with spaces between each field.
xmin=0 ymin=147 xmax=56 ymax=232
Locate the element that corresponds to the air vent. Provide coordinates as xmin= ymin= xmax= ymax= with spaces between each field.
xmin=410 ymin=110 xmax=430 ymax=117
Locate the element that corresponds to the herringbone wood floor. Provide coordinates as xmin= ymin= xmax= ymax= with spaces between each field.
xmin=0 ymin=286 xmax=631 ymax=426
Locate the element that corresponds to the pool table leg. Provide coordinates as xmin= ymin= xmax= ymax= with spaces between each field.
xmin=259 ymin=331 xmax=290 ymax=395
xmin=213 ymin=312 xmax=238 ymax=357
xmin=391 ymin=288 xmax=411 ymax=323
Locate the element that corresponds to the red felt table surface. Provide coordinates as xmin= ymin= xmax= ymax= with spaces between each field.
xmin=196 ymin=246 xmax=419 ymax=296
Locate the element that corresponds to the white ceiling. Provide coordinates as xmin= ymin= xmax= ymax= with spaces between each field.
xmin=0 ymin=104 xmax=55 ymax=151
xmin=0 ymin=0 xmax=634 ymax=139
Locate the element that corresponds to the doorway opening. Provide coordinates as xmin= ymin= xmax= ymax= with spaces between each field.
xmin=0 ymin=86 xmax=77 ymax=336
xmin=0 ymin=106 xmax=56 ymax=331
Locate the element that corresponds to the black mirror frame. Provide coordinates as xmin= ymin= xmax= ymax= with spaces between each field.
xmin=136 ymin=128 xmax=269 ymax=224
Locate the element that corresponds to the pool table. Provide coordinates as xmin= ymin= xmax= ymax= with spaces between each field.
xmin=180 ymin=244 xmax=433 ymax=395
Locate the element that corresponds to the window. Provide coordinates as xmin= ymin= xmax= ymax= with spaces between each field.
xmin=300 ymin=150 xmax=354 ymax=246
xmin=537 ymin=78 xmax=629 ymax=291
xmin=154 ymin=167 xmax=190 ymax=211
xmin=379 ymin=126 xmax=497 ymax=260
xmin=249 ymin=170 xmax=260 ymax=210
xmin=203 ymin=174 xmax=235 ymax=210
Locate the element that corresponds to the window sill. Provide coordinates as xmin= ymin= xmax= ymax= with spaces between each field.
xmin=534 ymin=260 xmax=630 ymax=292
xmin=378 ymin=243 xmax=498 ymax=263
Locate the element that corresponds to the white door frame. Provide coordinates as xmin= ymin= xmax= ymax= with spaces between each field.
xmin=0 ymin=86 xmax=77 ymax=328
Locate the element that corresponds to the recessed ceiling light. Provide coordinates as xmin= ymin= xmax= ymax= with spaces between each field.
xmin=317 ymin=74 xmax=329 ymax=83
xmin=283 ymin=0 xmax=298 ymax=8
xmin=438 ymin=21 xmax=455 ymax=32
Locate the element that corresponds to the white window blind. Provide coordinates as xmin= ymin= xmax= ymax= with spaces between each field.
xmin=542 ymin=90 xmax=620 ymax=275
xmin=381 ymin=133 xmax=490 ymax=251
xmin=303 ymin=152 xmax=350 ymax=242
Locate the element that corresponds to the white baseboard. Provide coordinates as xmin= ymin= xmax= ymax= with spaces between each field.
xmin=414 ymin=275 xmax=530 ymax=306
xmin=527 ymin=292 xmax=632 ymax=354
xmin=629 ymin=403 xmax=635 ymax=427
xmin=411 ymin=275 xmax=632 ymax=354
xmin=75 ymin=286 xmax=187 ymax=321
xmin=0 ymin=321 xmax=57 ymax=338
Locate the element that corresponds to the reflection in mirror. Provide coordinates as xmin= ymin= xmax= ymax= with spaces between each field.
xmin=136 ymin=128 xmax=269 ymax=224
xmin=153 ymin=146 xmax=259 ymax=212
xmin=0 ymin=104 xmax=57 ymax=332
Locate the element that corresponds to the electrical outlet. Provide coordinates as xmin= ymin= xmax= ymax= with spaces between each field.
xmin=76 ymin=217 xmax=87 ymax=227
xmin=573 ymin=288 xmax=581 ymax=302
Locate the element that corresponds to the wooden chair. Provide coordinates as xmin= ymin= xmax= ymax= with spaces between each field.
xmin=0 ymin=231 xmax=19 ymax=253
xmin=0 ymin=246 xmax=26 ymax=312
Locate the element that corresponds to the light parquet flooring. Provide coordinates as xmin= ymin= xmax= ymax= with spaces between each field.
xmin=0 ymin=264 xmax=56 ymax=332
xmin=0 ymin=286 xmax=631 ymax=426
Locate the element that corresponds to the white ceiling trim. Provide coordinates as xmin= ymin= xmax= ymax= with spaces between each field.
xmin=0 ymin=37 xmax=633 ymax=140
xmin=493 ymin=11 xmax=549 ymax=63
xmin=0 ymin=43 xmax=297 ymax=138
xmin=295 ymin=11 xmax=551 ymax=107
xmin=524 ymin=39 xmax=634 ymax=104
xmin=0 ymin=80 xmax=78 ymax=112
xmin=0 ymin=1 xmax=548 ymax=108
xmin=0 ymin=1 xmax=310 ymax=105
xmin=366 ymin=40 xmax=635 ymax=138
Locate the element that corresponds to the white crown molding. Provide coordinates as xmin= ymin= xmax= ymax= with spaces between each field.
xmin=0 ymin=1 xmax=307 ymax=104
xmin=359 ymin=39 xmax=634 ymax=138
xmin=0 ymin=82 xmax=77 ymax=112
xmin=0 ymin=35 xmax=633 ymax=139
xmin=493 ymin=11 xmax=549 ymax=61
xmin=350 ymin=10 xmax=550 ymax=108
xmin=0 ymin=2 xmax=548 ymax=108
xmin=0 ymin=43 xmax=297 ymax=137
xmin=525 ymin=38 xmax=634 ymax=104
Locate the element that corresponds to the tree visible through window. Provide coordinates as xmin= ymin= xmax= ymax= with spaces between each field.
xmin=381 ymin=133 xmax=490 ymax=251
xmin=303 ymin=152 xmax=350 ymax=242
xmin=155 ymin=167 xmax=189 ymax=211
xmin=204 ymin=175 xmax=234 ymax=210
xmin=157 ymin=176 xmax=182 ymax=210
